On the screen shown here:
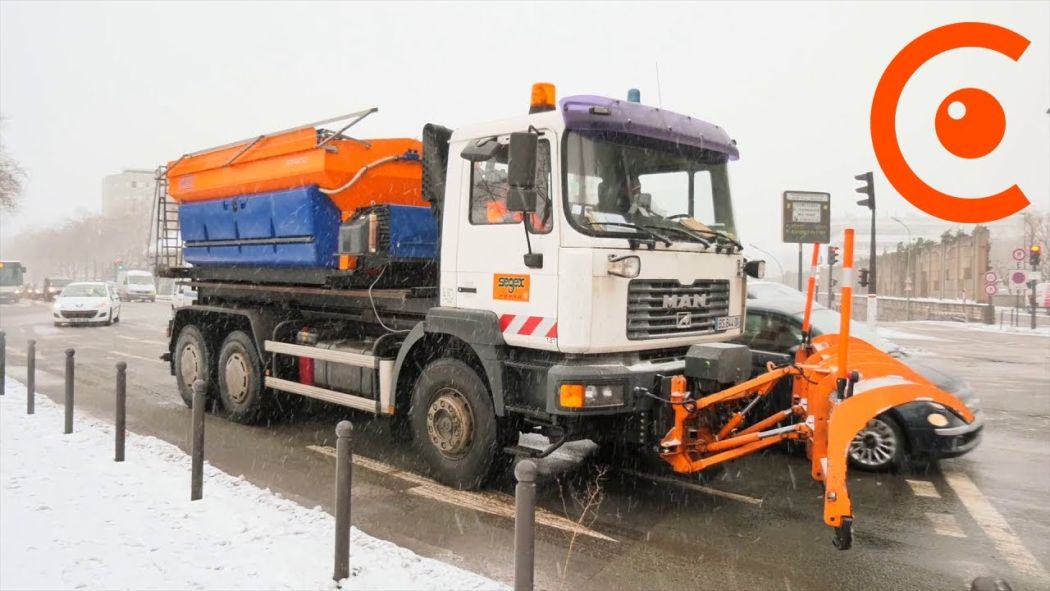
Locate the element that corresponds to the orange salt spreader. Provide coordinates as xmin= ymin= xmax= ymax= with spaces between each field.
xmin=165 ymin=108 xmax=427 ymax=220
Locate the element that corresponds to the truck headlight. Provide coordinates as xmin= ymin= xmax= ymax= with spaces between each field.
xmin=559 ymin=383 xmax=625 ymax=409
xmin=607 ymin=255 xmax=641 ymax=278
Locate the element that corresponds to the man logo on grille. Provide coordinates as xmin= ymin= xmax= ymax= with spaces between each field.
xmin=662 ymin=294 xmax=708 ymax=309
xmin=676 ymin=312 xmax=693 ymax=329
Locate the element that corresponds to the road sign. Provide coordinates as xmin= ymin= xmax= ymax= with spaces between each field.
xmin=984 ymin=283 xmax=997 ymax=296
xmin=782 ymin=191 xmax=831 ymax=244
xmin=983 ymin=271 xmax=997 ymax=283
xmin=1008 ymin=270 xmax=1028 ymax=289
xmin=1012 ymin=248 xmax=1026 ymax=261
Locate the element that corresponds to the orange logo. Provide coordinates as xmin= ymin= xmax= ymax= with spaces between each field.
xmin=870 ymin=22 xmax=1030 ymax=223
xmin=493 ymin=274 xmax=530 ymax=302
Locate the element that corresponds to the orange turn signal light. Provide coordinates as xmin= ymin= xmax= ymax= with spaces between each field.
xmin=559 ymin=384 xmax=584 ymax=408
xmin=530 ymin=82 xmax=556 ymax=114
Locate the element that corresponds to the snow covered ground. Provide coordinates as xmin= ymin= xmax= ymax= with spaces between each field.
xmin=0 ymin=379 xmax=505 ymax=591
xmin=917 ymin=320 xmax=1050 ymax=338
xmin=875 ymin=327 xmax=951 ymax=342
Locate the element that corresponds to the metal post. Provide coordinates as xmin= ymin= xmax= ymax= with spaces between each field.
xmin=797 ymin=244 xmax=803 ymax=291
xmin=190 ymin=379 xmax=206 ymax=501
xmin=0 ymin=331 xmax=6 ymax=396
xmin=333 ymin=421 xmax=354 ymax=581
xmin=64 ymin=349 xmax=75 ymax=434
xmin=514 ymin=459 xmax=538 ymax=591
xmin=27 ymin=340 xmax=36 ymax=415
xmin=115 ymin=362 xmax=127 ymax=462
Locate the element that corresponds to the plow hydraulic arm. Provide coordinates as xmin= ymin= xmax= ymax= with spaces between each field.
xmin=656 ymin=231 xmax=977 ymax=550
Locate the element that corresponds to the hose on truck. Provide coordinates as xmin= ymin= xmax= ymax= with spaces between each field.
xmin=318 ymin=150 xmax=421 ymax=195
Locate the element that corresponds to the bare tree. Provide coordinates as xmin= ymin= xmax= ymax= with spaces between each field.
xmin=0 ymin=117 xmax=27 ymax=211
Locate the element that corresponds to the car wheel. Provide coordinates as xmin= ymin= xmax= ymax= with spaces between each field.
xmin=848 ymin=415 xmax=905 ymax=471
xmin=410 ymin=359 xmax=501 ymax=489
xmin=174 ymin=325 xmax=213 ymax=408
xmin=216 ymin=331 xmax=267 ymax=424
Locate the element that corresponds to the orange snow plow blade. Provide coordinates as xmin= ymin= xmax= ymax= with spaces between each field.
xmin=655 ymin=230 xmax=977 ymax=550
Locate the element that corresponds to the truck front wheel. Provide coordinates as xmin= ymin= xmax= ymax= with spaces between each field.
xmin=410 ymin=359 xmax=500 ymax=489
xmin=174 ymin=325 xmax=212 ymax=408
xmin=217 ymin=331 xmax=267 ymax=424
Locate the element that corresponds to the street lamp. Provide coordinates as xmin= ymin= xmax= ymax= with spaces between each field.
xmin=748 ymin=243 xmax=785 ymax=283
xmin=891 ymin=216 xmax=913 ymax=319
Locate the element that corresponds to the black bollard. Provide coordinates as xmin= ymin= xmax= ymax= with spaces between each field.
xmin=333 ymin=420 xmax=353 ymax=581
xmin=514 ymin=459 xmax=538 ymax=591
xmin=27 ymin=340 xmax=36 ymax=415
xmin=1 ymin=330 xmax=6 ymax=396
xmin=64 ymin=349 xmax=75 ymax=434
xmin=190 ymin=379 xmax=206 ymax=501
xmin=115 ymin=362 xmax=127 ymax=462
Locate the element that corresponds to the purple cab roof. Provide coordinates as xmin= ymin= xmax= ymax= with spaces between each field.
xmin=559 ymin=95 xmax=739 ymax=160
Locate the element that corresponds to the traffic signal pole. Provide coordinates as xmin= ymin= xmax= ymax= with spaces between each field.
xmin=855 ymin=172 xmax=877 ymax=326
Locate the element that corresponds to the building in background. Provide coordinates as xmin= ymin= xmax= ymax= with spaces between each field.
xmin=102 ymin=169 xmax=155 ymax=220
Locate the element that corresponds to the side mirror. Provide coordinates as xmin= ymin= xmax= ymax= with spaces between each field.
xmin=505 ymin=132 xmax=538 ymax=213
xmin=745 ymin=260 xmax=765 ymax=279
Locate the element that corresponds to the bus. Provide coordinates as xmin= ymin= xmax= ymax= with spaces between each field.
xmin=0 ymin=261 xmax=27 ymax=303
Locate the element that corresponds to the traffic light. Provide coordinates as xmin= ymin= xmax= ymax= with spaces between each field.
xmin=1031 ymin=245 xmax=1042 ymax=267
xmin=855 ymin=171 xmax=875 ymax=210
xmin=858 ymin=268 xmax=870 ymax=288
xmin=828 ymin=246 xmax=839 ymax=266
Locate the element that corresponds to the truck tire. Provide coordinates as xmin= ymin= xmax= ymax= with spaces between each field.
xmin=216 ymin=330 xmax=267 ymax=424
xmin=410 ymin=359 xmax=500 ymax=489
xmin=174 ymin=325 xmax=212 ymax=408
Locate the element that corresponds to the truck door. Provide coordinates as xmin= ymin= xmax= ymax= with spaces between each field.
xmin=454 ymin=133 xmax=560 ymax=352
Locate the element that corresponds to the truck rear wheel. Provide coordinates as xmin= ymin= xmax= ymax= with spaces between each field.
xmin=410 ymin=359 xmax=500 ymax=489
xmin=174 ymin=325 xmax=212 ymax=408
xmin=217 ymin=330 xmax=267 ymax=424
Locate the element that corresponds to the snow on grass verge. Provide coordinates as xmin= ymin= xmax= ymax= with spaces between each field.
xmin=0 ymin=380 xmax=506 ymax=591
xmin=916 ymin=321 xmax=1050 ymax=338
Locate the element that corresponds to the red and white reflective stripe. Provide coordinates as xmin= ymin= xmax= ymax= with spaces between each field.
xmin=841 ymin=267 xmax=854 ymax=288
xmin=808 ymin=264 xmax=819 ymax=278
xmin=499 ymin=314 xmax=558 ymax=338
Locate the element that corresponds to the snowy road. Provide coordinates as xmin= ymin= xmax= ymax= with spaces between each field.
xmin=2 ymin=299 xmax=1048 ymax=590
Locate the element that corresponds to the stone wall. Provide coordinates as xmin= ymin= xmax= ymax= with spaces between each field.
xmin=839 ymin=294 xmax=995 ymax=324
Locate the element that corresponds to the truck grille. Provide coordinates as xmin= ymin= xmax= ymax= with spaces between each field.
xmin=627 ymin=279 xmax=731 ymax=340
xmin=61 ymin=310 xmax=98 ymax=319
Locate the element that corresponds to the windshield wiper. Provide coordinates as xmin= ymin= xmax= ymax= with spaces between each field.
xmin=681 ymin=226 xmax=743 ymax=251
xmin=593 ymin=222 xmax=673 ymax=247
xmin=644 ymin=224 xmax=712 ymax=248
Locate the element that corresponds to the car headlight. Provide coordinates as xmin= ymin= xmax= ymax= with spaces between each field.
xmin=52 ymin=302 xmax=61 ymax=311
xmin=607 ymin=255 xmax=641 ymax=278
xmin=926 ymin=412 xmax=950 ymax=427
xmin=559 ymin=383 xmax=626 ymax=409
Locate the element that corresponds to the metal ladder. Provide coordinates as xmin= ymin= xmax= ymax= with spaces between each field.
xmin=148 ymin=166 xmax=183 ymax=275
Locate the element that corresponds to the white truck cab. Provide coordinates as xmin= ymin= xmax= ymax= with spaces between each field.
xmin=441 ymin=91 xmax=747 ymax=357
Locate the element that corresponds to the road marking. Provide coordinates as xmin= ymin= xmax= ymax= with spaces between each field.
xmin=307 ymin=445 xmax=617 ymax=543
xmin=117 ymin=335 xmax=167 ymax=346
xmin=109 ymin=352 xmax=165 ymax=364
xmin=924 ymin=512 xmax=967 ymax=538
xmin=620 ymin=468 xmax=764 ymax=506
xmin=943 ymin=469 xmax=1048 ymax=580
xmin=906 ymin=479 xmax=941 ymax=498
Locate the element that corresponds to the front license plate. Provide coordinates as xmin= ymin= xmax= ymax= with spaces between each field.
xmin=716 ymin=315 xmax=742 ymax=331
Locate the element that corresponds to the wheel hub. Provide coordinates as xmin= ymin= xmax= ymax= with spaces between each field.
xmin=179 ymin=343 xmax=202 ymax=388
xmin=426 ymin=388 xmax=474 ymax=460
xmin=848 ymin=419 xmax=898 ymax=467
xmin=224 ymin=352 xmax=250 ymax=404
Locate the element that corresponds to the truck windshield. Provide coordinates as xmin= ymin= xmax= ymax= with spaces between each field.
xmin=563 ymin=131 xmax=736 ymax=244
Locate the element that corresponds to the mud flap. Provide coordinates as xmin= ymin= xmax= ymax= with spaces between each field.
xmin=822 ymin=378 xmax=976 ymax=542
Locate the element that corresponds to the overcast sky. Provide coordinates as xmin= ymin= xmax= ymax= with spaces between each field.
xmin=1 ymin=1 xmax=1047 ymax=270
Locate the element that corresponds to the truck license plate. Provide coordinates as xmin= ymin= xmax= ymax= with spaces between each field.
xmin=716 ymin=315 xmax=741 ymax=331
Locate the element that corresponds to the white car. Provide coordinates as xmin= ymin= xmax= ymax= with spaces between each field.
xmin=171 ymin=281 xmax=198 ymax=311
xmin=53 ymin=282 xmax=122 ymax=326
